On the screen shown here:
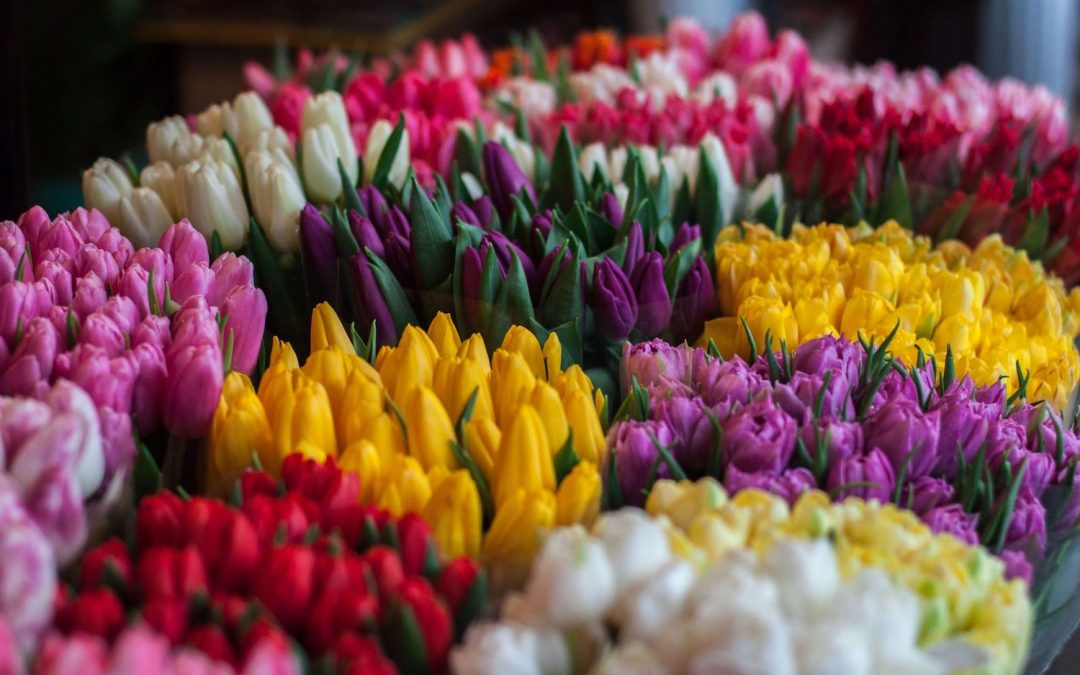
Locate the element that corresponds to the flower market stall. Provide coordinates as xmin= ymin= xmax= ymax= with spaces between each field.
xmin=4 ymin=10 xmax=1080 ymax=674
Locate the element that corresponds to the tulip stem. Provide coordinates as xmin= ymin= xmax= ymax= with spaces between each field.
xmin=162 ymin=435 xmax=189 ymax=492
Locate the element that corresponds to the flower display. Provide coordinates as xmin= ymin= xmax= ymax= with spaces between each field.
xmin=207 ymin=305 xmax=606 ymax=579
xmin=614 ymin=335 xmax=1079 ymax=583
xmin=700 ymin=221 xmax=1080 ymax=408
xmin=452 ymin=486 xmax=1031 ymax=675
xmin=34 ymin=455 xmax=485 ymax=675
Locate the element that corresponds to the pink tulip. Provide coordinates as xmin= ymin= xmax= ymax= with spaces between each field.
xmin=0 ymin=281 xmax=51 ymax=344
xmin=99 ymin=296 xmax=141 ymax=336
xmin=116 ymin=264 xmax=165 ymax=321
xmin=160 ymin=221 xmax=209 ymax=273
xmin=170 ymin=262 xmax=216 ymax=307
xmin=0 ymin=616 xmax=22 ymax=675
xmin=127 ymin=342 xmax=167 ymax=436
xmin=20 ymin=463 xmax=87 ymax=564
xmin=171 ymin=296 xmax=220 ymax=351
xmin=162 ymin=343 xmax=223 ymax=438
xmin=130 ymin=248 xmax=175 ymax=285
xmin=0 ymin=397 xmax=52 ymax=459
xmin=95 ymin=405 xmax=136 ymax=480
xmin=79 ymin=312 xmax=126 ymax=358
xmin=16 ymin=207 xmax=50 ymax=250
xmin=220 ymin=285 xmax=267 ymax=374
xmin=35 ymin=260 xmax=73 ymax=305
xmin=71 ymin=275 xmax=108 ymax=322
xmin=0 ymin=478 xmax=57 ymax=652
xmin=207 ymin=253 xmax=254 ymax=307
xmin=131 ymin=315 xmax=172 ymax=352
xmin=54 ymin=345 xmax=137 ymax=414
xmin=33 ymin=217 xmax=84 ymax=262
xmin=78 ymin=243 xmax=122 ymax=289
xmin=33 ymin=632 xmax=109 ymax=675
xmin=0 ymin=220 xmax=28 ymax=286
xmin=94 ymin=227 xmax=135 ymax=268
xmin=69 ymin=207 xmax=111 ymax=243
xmin=0 ymin=318 xmax=60 ymax=397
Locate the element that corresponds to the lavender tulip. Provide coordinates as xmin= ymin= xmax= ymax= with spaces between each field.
xmin=670 ymin=223 xmax=701 ymax=253
xmin=653 ymin=395 xmax=714 ymax=474
xmin=826 ymin=447 xmax=895 ymax=502
xmin=724 ymin=465 xmax=816 ymax=504
xmin=592 ymin=257 xmax=637 ymax=342
xmin=901 ymin=476 xmax=955 ymax=514
xmin=696 ymin=356 xmax=766 ymax=408
xmin=799 ymin=416 xmax=863 ymax=464
xmin=722 ymin=396 xmax=797 ymax=473
xmin=1000 ymin=550 xmax=1033 ymax=584
xmin=622 ymin=221 xmax=644 ymax=275
xmin=609 ymin=419 xmax=677 ymax=507
xmin=862 ymin=396 xmax=940 ymax=478
xmin=922 ymin=504 xmax=980 ymax=546
xmin=622 ymin=340 xmax=694 ymax=392
xmin=630 ymin=253 xmax=672 ymax=338
xmin=932 ymin=387 xmax=995 ymax=477
xmin=791 ymin=334 xmax=863 ymax=388
xmin=598 ymin=192 xmax=622 ymax=227
xmin=1005 ymin=487 xmax=1048 ymax=559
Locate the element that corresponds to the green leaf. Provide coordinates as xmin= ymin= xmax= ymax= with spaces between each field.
xmin=365 ymin=250 xmax=419 ymax=336
xmin=538 ymin=250 xmax=582 ymax=328
xmin=383 ymin=604 xmax=428 ymax=675
xmin=455 ymin=127 xmax=482 ymax=177
xmin=210 ymin=231 xmax=225 ymax=260
xmin=1016 ymin=206 xmax=1050 ymax=258
xmin=453 ymin=570 xmax=488 ymax=640
xmin=409 ymin=178 xmax=454 ymax=291
xmin=249 ymin=218 xmax=306 ymax=350
xmin=134 ymin=437 xmax=163 ymax=500
xmin=549 ymin=126 xmax=585 ymax=210
xmin=603 ymin=451 xmax=623 ymax=510
xmin=528 ymin=29 xmax=550 ymax=81
xmin=338 ymin=158 xmax=364 ymax=214
xmin=371 ymin=115 xmax=407 ymax=191
xmin=450 ymin=440 xmax=496 ymax=527
xmin=934 ymin=194 xmax=975 ymax=244
xmin=330 ymin=206 xmax=361 ymax=258
xmin=663 ymin=238 xmax=702 ymax=300
xmin=553 ymin=432 xmax=580 ymax=482
xmin=491 ymin=251 xmax=535 ymax=346
xmin=879 ymin=162 xmax=913 ymax=230
xmin=694 ymin=147 xmax=723 ymax=245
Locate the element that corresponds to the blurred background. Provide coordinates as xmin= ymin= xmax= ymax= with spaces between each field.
xmin=1 ymin=0 xmax=1077 ymax=218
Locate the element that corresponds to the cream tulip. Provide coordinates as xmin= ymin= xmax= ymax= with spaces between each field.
xmin=362 ymin=118 xmax=410 ymax=190
xmin=81 ymin=157 xmax=132 ymax=226
xmin=140 ymin=162 xmax=180 ymax=220
xmin=118 ymin=187 xmax=173 ymax=249
xmin=147 ymin=116 xmax=205 ymax=167
xmin=300 ymin=91 xmax=358 ymax=202
xmin=175 ymin=158 xmax=250 ymax=250
xmin=245 ymin=149 xmax=305 ymax=252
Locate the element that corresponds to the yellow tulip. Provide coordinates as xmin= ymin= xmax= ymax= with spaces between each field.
xmin=261 ymin=370 xmax=337 ymax=472
xmin=697 ymin=316 xmax=740 ymax=357
xmin=839 ymin=289 xmax=895 ymax=341
xmin=337 ymin=368 xmax=387 ymax=448
xmin=456 ymin=334 xmax=491 ymax=374
xmin=427 ymin=312 xmax=462 ymax=358
xmin=490 ymin=350 xmax=538 ymax=426
xmin=207 ymin=372 xmax=273 ymax=496
xmin=500 ymin=325 xmax=545 ymax=377
xmin=359 ymin=411 xmax=407 ymax=463
xmin=293 ymin=440 xmax=331 ymax=464
xmin=737 ymin=295 xmax=798 ymax=357
xmin=423 ymin=469 xmax=482 ymax=558
xmin=404 ymin=386 xmax=457 ymax=471
xmin=850 ymin=243 xmax=905 ymax=301
xmin=310 ymin=302 xmax=353 ymax=353
xmin=339 ymin=439 xmax=382 ymax=504
xmin=379 ymin=326 xmax=438 ymax=403
xmin=482 ymin=487 xmax=556 ymax=567
xmin=257 ymin=338 xmax=299 ymax=400
xmin=463 ymin=417 xmax=500 ymax=481
xmin=300 ymin=347 xmax=373 ymax=430
xmin=432 ymin=357 xmax=494 ymax=423
xmin=378 ymin=455 xmax=432 ymax=516
xmin=493 ymin=405 xmax=554 ymax=506
xmin=555 ymin=461 xmax=601 ymax=526
xmin=529 ymin=382 xmax=569 ymax=451
xmin=542 ymin=332 xmax=563 ymax=380
xmin=562 ymin=389 xmax=605 ymax=464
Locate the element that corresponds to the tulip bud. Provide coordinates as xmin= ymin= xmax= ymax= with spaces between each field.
xmin=301 ymin=92 xmax=358 ymax=203
xmin=579 ymin=142 xmax=610 ymax=182
xmin=671 ymin=257 xmax=715 ymax=342
xmin=591 ymin=257 xmax=638 ymax=342
xmin=555 ymin=461 xmax=602 ymax=526
xmin=147 ymin=115 xmax=206 ymax=167
xmin=233 ymin=91 xmax=276 ymax=150
xmin=245 ymin=149 xmax=305 ymax=252
xmin=118 ymin=187 xmax=173 ymax=249
xmin=195 ymin=100 xmax=238 ymax=139
xmin=494 ymin=405 xmax=555 ymax=507
xmin=0 ymin=280 xmax=52 ymax=345
xmin=363 ymin=118 xmax=411 ymax=190
xmin=405 ymin=387 xmax=458 ymax=471
xmin=209 ymin=372 xmax=273 ymax=496
xmin=826 ymin=447 xmax=896 ymax=503
xmin=423 ymin=469 xmax=482 ymax=559
xmin=482 ymin=141 xmax=536 ymax=218
xmin=630 ymin=253 xmax=672 ymax=338
xmin=175 ymin=158 xmax=250 ymax=251
xmin=300 ymin=205 xmax=338 ymax=297
xmin=162 ymin=343 xmax=224 ymax=438
xmin=140 ymin=162 xmax=181 ymax=220
xmin=82 ymin=158 xmax=133 ymax=226
xmin=209 ymin=252 xmax=255 ymax=306
xmin=482 ymin=488 xmax=556 ymax=573
xmin=221 ymin=285 xmax=268 ymax=374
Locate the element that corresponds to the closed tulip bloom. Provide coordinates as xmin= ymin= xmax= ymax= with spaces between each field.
xmin=350 ymin=252 xmax=398 ymax=346
xmin=494 ymin=405 xmax=555 ymax=507
xmin=261 ymin=370 xmax=337 ymax=470
xmin=159 ymin=219 xmax=209 ymax=271
xmin=82 ymin=158 xmax=133 ymax=226
xmin=432 ymin=357 xmax=494 ymax=423
xmin=117 ymin=188 xmax=173 ymax=249
xmin=630 ymin=252 xmax=673 ymax=338
xmin=457 ymin=334 xmax=491 ymax=374
xmin=0 ymin=483 xmax=57 ymax=651
xmin=127 ymin=342 xmax=167 ymax=436
xmin=246 ymin=149 xmax=305 ymax=252
xmin=405 ymin=387 xmax=458 ymax=471
xmin=339 ymin=439 xmax=383 ymax=504
xmin=358 ymin=411 xmax=407 ymax=461
xmin=556 ymin=461 xmax=602 ymax=526
xmin=175 ymin=158 xmax=250 ymax=250
xmin=337 ymin=369 xmax=388 ymax=448
xmin=482 ymin=141 xmax=536 ymax=218
xmin=463 ymin=417 xmax=500 ymax=482
xmin=482 ymin=488 xmax=556 ymax=571
xmin=378 ymin=455 xmax=432 ymax=517
xmin=221 ymin=284 xmax=268 ymax=374
xmin=301 ymin=92 xmax=358 ymax=203
xmin=147 ymin=115 xmax=206 ymax=167
xmin=169 ymin=262 xmax=215 ymax=306
xmin=0 ymin=317 xmax=59 ymax=397
xmin=0 ymin=280 xmax=51 ymax=344
xmin=529 ymin=382 xmax=570 ymax=451
xmin=208 ymin=252 xmax=256 ymax=306
xmin=490 ymin=351 xmax=539 ymax=427
xmin=592 ymin=257 xmax=638 ymax=342
xmin=163 ymin=342 xmax=224 ymax=438
xmin=379 ymin=326 xmax=438 ymax=404
xmin=499 ymin=326 xmax=545 ymax=378
xmin=79 ymin=312 xmax=126 ymax=357
xmin=826 ymin=447 xmax=896 ymax=503
xmin=140 ymin=162 xmax=181 ymax=220
xmin=562 ymin=389 xmax=605 ymax=464
xmin=301 ymin=346 xmax=366 ymax=421
xmin=362 ymin=118 xmax=411 ymax=190
xmin=308 ymin=303 xmax=350 ymax=353
xmin=428 ymin=312 xmax=462 ymax=358
xmin=423 ymin=469 xmax=482 ymax=558
xmin=232 ymin=91 xmax=276 ymax=151
xmin=208 ymin=372 xmax=273 ymax=496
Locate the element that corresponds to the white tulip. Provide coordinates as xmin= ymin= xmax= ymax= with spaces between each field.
xmin=461 ymin=172 xmax=484 ymax=200
xmin=82 ymin=157 xmax=133 ymax=226
xmin=198 ymin=136 xmax=240 ymax=180
xmin=592 ymin=511 xmax=671 ymax=594
xmin=695 ymin=72 xmax=738 ymax=106
xmin=613 ymin=560 xmax=695 ymax=643
xmin=494 ymin=78 xmax=558 ymax=117
xmin=614 ymin=184 xmax=630 ymax=213
xmin=147 ymin=116 xmax=206 ymax=167
xmin=300 ymin=92 xmax=357 ymax=203
xmin=175 ymin=158 xmax=250 ymax=250
xmin=245 ymin=126 xmax=293 ymax=156
xmin=451 ymin=622 xmax=571 ymax=675
xmin=118 ymin=187 xmax=174 ymax=249
xmin=140 ymin=162 xmax=181 ymax=220
xmin=232 ymin=91 xmax=274 ymax=149
xmin=523 ymin=526 xmax=616 ymax=628
xmin=579 ymin=143 xmax=609 ymax=183
xmin=699 ymin=133 xmax=739 ymax=223
xmin=195 ymin=101 xmax=237 ymax=139
xmin=609 ymin=146 xmax=629 ymax=184
xmin=589 ymin=644 xmax=668 ymax=675
xmin=362 ymin=118 xmax=411 ymax=190
xmin=245 ymin=150 xmax=305 ymax=252
xmin=747 ymin=172 xmax=784 ymax=217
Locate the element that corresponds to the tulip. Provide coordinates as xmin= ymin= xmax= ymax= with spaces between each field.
xmin=671 ymin=257 xmax=715 ymax=343
xmin=141 ymin=162 xmax=181 ymax=221
xmin=0 ymin=317 xmax=59 ymax=397
xmin=175 ymin=158 xmax=250 ymax=250
xmin=339 ymin=440 xmax=383 ymax=504
xmin=722 ymin=397 xmax=798 ymax=474
xmin=300 ymin=205 xmax=338 ymax=298
xmin=922 ymin=504 xmax=980 ymax=546
xmin=482 ymin=141 xmax=536 ymax=218
xmin=208 ymin=372 xmax=273 ymax=496
xmin=54 ymin=345 xmax=137 ymax=413
xmin=621 ymin=221 xmax=644 ymax=275
xmin=493 ymin=405 xmax=554 ymax=507
xmin=610 ymin=419 xmax=677 ymax=506
xmin=378 ymin=455 xmax=432 ymax=516
xmin=555 ymin=461 xmax=602 ymax=526
xmin=404 ymin=386 xmax=457 ymax=471
xmin=82 ymin=158 xmax=133 ymax=226
xmin=630 ymin=253 xmax=672 ymax=338
xmin=116 ymin=188 xmax=173 ymax=250
xmin=209 ymin=252 xmax=256 ymax=306
xmin=524 ymin=525 xmax=616 ymax=628
xmin=162 ymin=342 xmax=224 ymax=438
xmin=170 ymin=297 xmax=220 ymax=351
xmin=482 ymin=488 xmax=556 ymax=570
xmin=432 ymin=357 xmax=493 ymax=424
xmin=246 ymin=149 xmax=305 ymax=252
xmin=0 ymin=280 xmax=51 ymax=344
xmin=363 ymin=118 xmax=411 ymax=190
xmin=423 ymin=469 xmax=482 ymax=558
xmin=310 ymin=302 xmax=353 ymax=353
xmin=592 ymin=257 xmax=638 ymax=342
xmin=301 ymin=92 xmax=359 ymax=203
xmin=350 ymin=252 xmax=398 ymax=346
xmin=826 ymin=448 xmax=896 ymax=503
xmin=723 ymin=465 xmax=816 ymax=505
xmin=563 ymin=389 xmax=606 ymax=465
xmin=252 ymin=545 xmax=316 ymax=634
xmin=221 ymin=285 xmax=268 ymax=374
xmin=169 ymin=262 xmax=215 ymax=307
xmin=260 ymin=369 xmax=336 ymax=470
xmin=337 ymin=369 xmax=388 ymax=448
xmin=147 ymin=115 xmax=206 ymax=167
xmin=0 ymin=481 xmax=57 ymax=651
xmin=379 ymin=326 xmax=438 ymax=404
xmin=489 ymin=351 xmax=537 ymax=427
xmin=233 ymin=91 xmax=276 ymax=151
xmin=863 ymin=397 xmax=941 ymax=479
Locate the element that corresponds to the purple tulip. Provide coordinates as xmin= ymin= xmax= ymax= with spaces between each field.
xmin=622 ymin=339 xmax=695 ymax=391
xmin=471 ymin=196 xmax=494 ymax=229
xmin=78 ymin=312 xmax=126 ymax=358
xmin=670 ymin=223 xmax=701 ymax=253
xmin=69 ymin=207 xmax=110 ymax=243
xmin=0 ymin=281 xmax=51 ymax=345
xmin=724 ymin=465 xmax=816 ymax=504
xmin=1012 ymin=404 xmax=1080 ymax=465
xmin=799 ymin=416 xmax=864 ymax=464
xmin=527 ymin=211 xmax=554 ymax=259
xmin=461 ymin=241 xmax=502 ymax=333
xmin=826 ymin=447 xmax=895 ymax=502
xmin=301 ymin=205 xmax=340 ymax=300
xmin=609 ymin=419 xmax=677 ymax=506
xmin=722 ymin=396 xmax=797 ymax=473
xmin=208 ymin=253 xmax=255 ymax=307
xmin=791 ymin=335 xmax=863 ymax=389
xmin=696 ymin=356 xmax=766 ymax=408
xmin=221 ymin=285 xmax=268 ymax=374
xmin=670 ymin=257 xmax=715 ymax=343
xmin=487 ymin=231 xmax=537 ymax=288
xmin=922 ymin=504 xmax=980 ymax=546
xmin=772 ymin=371 xmax=855 ymax=423
xmin=350 ymin=252 xmax=397 ymax=346
xmin=1000 ymin=550 xmax=1033 ymax=584
xmin=985 ymin=418 xmax=1029 ymax=468
xmin=592 ymin=257 xmax=638 ymax=342
xmin=358 ymin=185 xmax=390 ymax=225
xmin=1005 ymin=487 xmax=1048 ymax=559
xmin=900 ymin=476 xmax=955 ymax=514
xmin=974 ymin=380 xmax=1006 ymax=415
xmin=482 ymin=141 xmax=536 ymax=218
xmin=159 ymin=220 xmax=209 ymax=272
xmin=598 ymin=192 xmax=623 ymax=227
xmin=622 ymin=221 xmax=644 ymax=275
xmin=127 ymin=342 xmax=167 ymax=436
xmin=162 ymin=342 xmax=223 ymax=438
xmin=931 ymin=387 xmax=995 ymax=477
xmin=349 ymin=211 xmax=385 ymax=259
xmin=630 ymin=253 xmax=672 ymax=339
xmin=989 ymin=446 xmax=1056 ymax=496
xmin=653 ymin=395 xmax=714 ymax=474
xmin=451 ymin=201 xmax=482 ymax=229
xmin=862 ymin=395 xmax=940 ymax=479
xmin=383 ymin=206 xmax=414 ymax=282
